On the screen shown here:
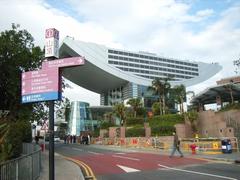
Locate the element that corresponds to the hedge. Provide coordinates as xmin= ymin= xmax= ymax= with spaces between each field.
xmin=126 ymin=125 xmax=145 ymax=137
xmin=148 ymin=114 xmax=184 ymax=127
xmin=151 ymin=126 xmax=176 ymax=136
xmin=126 ymin=117 xmax=145 ymax=126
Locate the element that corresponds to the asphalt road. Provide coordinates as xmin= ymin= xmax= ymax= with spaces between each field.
xmin=55 ymin=143 xmax=240 ymax=180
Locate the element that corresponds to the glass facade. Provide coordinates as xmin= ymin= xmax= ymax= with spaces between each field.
xmin=68 ymin=101 xmax=94 ymax=135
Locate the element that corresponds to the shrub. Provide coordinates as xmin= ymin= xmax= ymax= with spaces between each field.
xmin=126 ymin=125 xmax=145 ymax=137
xmin=149 ymin=114 xmax=184 ymax=127
xmin=219 ymin=103 xmax=240 ymax=112
xmin=18 ymin=120 xmax=32 ymax=143
xmin=100 ymin=121 xmax=114 ymax=129
xmin=151 ymin=126 xmax=176 ymax=136
xmin=2 ymin=123 xmax=22 ymax=160
xmin=126 ymin=117 xmax=145 ymax=126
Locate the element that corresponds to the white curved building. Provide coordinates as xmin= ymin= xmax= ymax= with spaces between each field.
xmin=59 ymin=37 xmax=222 ymax=106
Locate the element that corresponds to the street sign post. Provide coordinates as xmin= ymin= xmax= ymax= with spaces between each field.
xmin=21 ymin=28 xmax=85 ymax=180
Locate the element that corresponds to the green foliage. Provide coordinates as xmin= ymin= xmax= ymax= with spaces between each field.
xmin=152 ymin=102 xmax=160 ymax=115
xmin=2 ymin=122 xmax=22 ymax=160
xmin=149 ymin=77 xmax=171 ymax=115
xmin=185 ymin=110 xmax=198 ymax=133
xmin=219 ymin=103 xmax=240 ymax=112
xmin=148 ymin=114 xmax=184 ymax=136
xmin=172 ymin=84 xmax=186 ymax=114
xmin=149 ymin=114 xmax=184 ymax=126
xmin=113 ymin=103 xmax=126 ymax=126
xmin=127 ymin=98 xmax=142 ymax=117
xmin=126 ymin=117 xmax=144 ymax=126
xmin=126 ymin=125 xmax=145 ymax=137
xmin=151 ymin=126 xmax=176 ymax=136
xmin=0 ymin=24 xmax=44 ymax=119
xmin=18 ymin=120 xmax=32 ymax=143
xmin=1 ymin=120 xmax=32 ymax=161
xmin=92 ymin=128 xmax=100 ymax=137
xmin=100 ymin=121 xmax=114 ymax=129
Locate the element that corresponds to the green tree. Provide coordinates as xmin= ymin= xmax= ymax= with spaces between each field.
xmin=234 ymin=56 xmax=240 ymax=74
xmin=0 ymin=24 xmax=44 ymax=120
xmin=172 ymin=84 xmax=186 ymax=114
xmin=0 ymin=24 xmax=44 ymax=160
xmin=113 ymin=103 xmax=126 ymax=126
xmin=149 ymin=77 xmax=171 ymax=115
xmin=127 ymin=98 xmax=142 ymax=117
xmin=152 ymin=102 xmax=160 ymax=115
xmin=185 ymin=111 xmax=198 ymax=133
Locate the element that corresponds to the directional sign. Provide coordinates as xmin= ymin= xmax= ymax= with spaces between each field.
xmin=21 ymin=68 xmax=60 ymax=103
xmin=42 ymin=57 xmax=85 ymax=69
xmin=22 ymin=92 xmax=61 ymax=103
xmin=21 ymin=68 xmax=59 ymax=95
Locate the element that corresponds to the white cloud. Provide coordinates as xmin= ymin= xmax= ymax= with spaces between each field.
xmin=1 ymin=0 xmax=240 ymax=105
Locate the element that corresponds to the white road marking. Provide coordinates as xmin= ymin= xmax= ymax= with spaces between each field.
xmin=158 ymin=164 xmax=237 ymax=180
xmin=115 ymin=152 xmax=126 ymax=155
xmin=112 ymin=155 xmax=140 ymax=161
xmin=72 ymin=147 xmax=83 ymax=151
xmin=117 ymin=165 xmax=140 ymax=173
xmin=87 ymin=151 xmax=103 ymax=155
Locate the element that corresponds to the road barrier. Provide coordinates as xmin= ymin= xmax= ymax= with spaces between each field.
xmin=93 ymin=137 xmax=239 ymax=154
xmin=0 ymin=143 xmax=41 ymax=180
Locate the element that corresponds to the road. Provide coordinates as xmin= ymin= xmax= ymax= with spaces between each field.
xmin=55 ymin=143 xmax=240 ymax=180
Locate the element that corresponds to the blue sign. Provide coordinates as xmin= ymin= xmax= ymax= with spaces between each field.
xmin=22 ymin=91 xmax=61 ymax=103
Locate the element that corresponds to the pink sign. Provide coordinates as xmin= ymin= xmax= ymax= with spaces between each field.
xmin=22 ymin=69 xmax=59 ymax=95
xmin=45 ymin=28 xmax=59 ymax=39
xmin=42 ymin=57 xmax=85 ymax=69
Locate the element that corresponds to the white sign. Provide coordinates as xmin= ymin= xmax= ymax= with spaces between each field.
xmin=45 ymin=28 xmax=59 ymax=58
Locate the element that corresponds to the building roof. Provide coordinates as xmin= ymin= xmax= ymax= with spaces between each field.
xmin=59 ymin=37 xmax=222 ymax=94
xmin=190 ymin=82 xmax=240 ymax=105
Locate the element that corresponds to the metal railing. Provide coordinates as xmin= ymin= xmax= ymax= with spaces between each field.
xmin=0 ymin=143 xmax=41 ymax=180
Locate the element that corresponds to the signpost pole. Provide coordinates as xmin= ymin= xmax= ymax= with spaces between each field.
xmin=49 ymin=100 xmax=55 ymax=180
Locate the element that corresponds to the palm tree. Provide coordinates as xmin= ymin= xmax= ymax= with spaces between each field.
xmin=172 ymin=84 xmax=186 ymax=114
xmin=149 ymin=77 xmax=171 ymax=115
xmin=113 ymin=103 xmax=126 ymax=126
xmin=127 ymin=98 xmax=142 ymax=118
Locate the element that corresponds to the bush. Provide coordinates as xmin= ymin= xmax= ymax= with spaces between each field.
xmin=148 ymin=114 xmax=184 ymax=127
xmin=18 ymin=120 xmax=32 ymax=143
xmin=2 ymin=123 xmax=22 ymax=160
xmin=1 ymin=120 xmax=32 ymax=160
xmin=100 ymin=121 xmax=114 ymax=129
xmin=126 ymin=117 xmax=145 ymax=126
xmin=126 ymin=125 xmax=145 ymax=137
xmin=151 ymin=126 xmax=176 ymax=136
xmin=219 ymin=103 xmax=240 ymax=112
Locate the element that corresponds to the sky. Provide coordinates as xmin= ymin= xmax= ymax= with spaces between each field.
xmin=0 ymin=0 xmax=240 ymax=106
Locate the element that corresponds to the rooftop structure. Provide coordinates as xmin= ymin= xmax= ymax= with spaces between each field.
xmin=59 ymin=37 xmax=222 ymax=106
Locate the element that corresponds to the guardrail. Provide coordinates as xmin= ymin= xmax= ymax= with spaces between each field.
xmin=0 ymin=143 xmax=41 ymax=180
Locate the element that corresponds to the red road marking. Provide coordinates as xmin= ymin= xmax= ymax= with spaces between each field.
xmin=72 ymin=152 xmax=208 ymax=175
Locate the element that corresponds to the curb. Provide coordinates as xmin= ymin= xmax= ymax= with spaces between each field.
xmin=64 ymin=156 xmax=96 ymax=180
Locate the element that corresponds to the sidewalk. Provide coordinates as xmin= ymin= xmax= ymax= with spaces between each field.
xmin=38 ymin=150 xmax=84 ymax=180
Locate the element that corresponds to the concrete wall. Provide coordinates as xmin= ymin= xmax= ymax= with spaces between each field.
xmin=198 ymin=110 xmax=240 ymax=138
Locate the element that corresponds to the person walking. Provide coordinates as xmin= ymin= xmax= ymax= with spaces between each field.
xmin=169 ymin=132 xmax=184 ymax=158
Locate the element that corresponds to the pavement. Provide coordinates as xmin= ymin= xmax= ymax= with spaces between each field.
xmin=38 ymin=150 xmax=85 ymax=180
xmin=38 ymin=144 xmax=240 ymax=180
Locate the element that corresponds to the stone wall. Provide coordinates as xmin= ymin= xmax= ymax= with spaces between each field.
xmin=198 ymin=110 xmax=240 ymax=138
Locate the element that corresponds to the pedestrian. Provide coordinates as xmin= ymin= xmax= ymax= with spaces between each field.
xmin=87 ymin=134 xmax=91 ymax=145
xmin=35 ymin=135 xmax=39 ymax=144
xmin=169 ymin=132 xmax=184 ymax=158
